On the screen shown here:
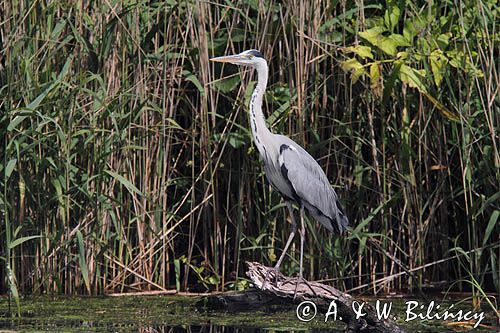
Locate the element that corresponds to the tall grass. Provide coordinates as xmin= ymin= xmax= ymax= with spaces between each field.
xmin=0 ymin=0 xmax=498 ymax=302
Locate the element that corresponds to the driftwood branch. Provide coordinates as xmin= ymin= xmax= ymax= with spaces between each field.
xmin=246 ymin=262 xmax=407 ymax=332
xmin=199 ymin=262 xmax=408 ymax=332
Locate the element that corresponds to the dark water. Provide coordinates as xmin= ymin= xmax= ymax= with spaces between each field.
xmin=0 ymin=295 xmax=497 ymax=332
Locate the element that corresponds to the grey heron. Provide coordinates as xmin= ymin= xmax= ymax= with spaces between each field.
xmin=211 ymin=49 xmax=348 ymax=290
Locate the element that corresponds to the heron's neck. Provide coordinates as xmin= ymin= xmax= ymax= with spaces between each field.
xmin=250 ymin=63 xmax=272 ymax=156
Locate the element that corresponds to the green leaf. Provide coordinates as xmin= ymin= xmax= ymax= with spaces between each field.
xmin=267 ymin=92 xmax=295 ymax=127
xmin=208 ymin=275 xmax=220 ymax=285
xmin=182 ymin=70 xmax=204 ymax=95
xmin=377 ymin=37 xmax=398 ymax=56
xmin=341 ymin=58 xmax=364 ymax=72
xmin=399 ymin=64 xmax=428 ymax=92
xmin=343 ymin=45 xmax=374 ymax=59
xmin=8 ymin=56 xmax=73 ymax=132
xmin=164 ymin=117 xmax=184 ymax=131
xmin=359 ymin=27 xmax=400 ymax=56
xmin=214 ymin=75 xmax=240 ymax=93
xmin=352 ymin=201 xmax=386 ymax=234
xmin=437 ymin=33 xmax=452 ymax=49
xmin=76 ymin=230 xmax=91 ymax=293
xmin=8 ymin=114 xmax=29 ymax=132
xmin=351 ymin=67 xmax=366 ymax=83
xmin=104 ymin=170 xmax=143 ymax=196
xmin=430 ymin=49 xmax=448 ymax=87
xmin=403 ymin=20 xmax=416 ymax=42
xmin=384 ymin=6 xmax=400 ymax=32
xmin=491 ymin=253 xmax=499 ymax=291
xmin=5 ymin=158 xmax=17 ymax=180
xmin=27 ymin=55 xmax=73 ymax=110
xmin=422 ymin=91 xmax=460 ymax=121
xmin=228 ymin=132 xmax=246 ymax=149
xmin=388 ymin=34 xmax=411 ymax=47
xmin=174 ymin=259 xmax=181 ymax=291
xmin=359 ymin=26 xmax=387 ymax=45
xmin=483 ymin=210 xmax=499 ymax=247
xmin=8 ymin=235 xmax=42 ymax=249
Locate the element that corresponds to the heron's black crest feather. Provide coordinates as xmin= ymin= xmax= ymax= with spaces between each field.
xmin=247 ymin=49 xmax=264 ymax=59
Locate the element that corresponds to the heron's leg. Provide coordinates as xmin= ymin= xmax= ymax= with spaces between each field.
xmin=294 ymin=205 xmax=316 ymax=298
xmin=298 ymin=204 xmax=305 ymax=278
xmin=274 ymin=201 xmax=297 ymax=270
xmin=262 ymin=201 xmax=297 ymax=289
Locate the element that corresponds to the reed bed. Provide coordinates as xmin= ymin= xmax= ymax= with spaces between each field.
xmin=0 ymin=0 xmax=498 ymax=304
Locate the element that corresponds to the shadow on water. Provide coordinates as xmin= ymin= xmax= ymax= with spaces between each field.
xmin=0 ymin=320 xmax=343 ymax=333
xmin=0 ymin=295 xmax=497 ymax=332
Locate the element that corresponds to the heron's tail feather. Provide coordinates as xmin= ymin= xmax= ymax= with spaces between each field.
xmin=335 ymin=199 xmax=349 ymax=234
xmin=337 ymin=211 xmax=349 ymax=234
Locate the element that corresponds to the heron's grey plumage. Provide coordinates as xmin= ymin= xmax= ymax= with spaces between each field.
xmin=211 ymin=49 xmax=348 ymax=283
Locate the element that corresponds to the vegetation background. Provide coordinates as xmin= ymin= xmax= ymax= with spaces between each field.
xmin=0 ymin=0 xmax=498 ymax=309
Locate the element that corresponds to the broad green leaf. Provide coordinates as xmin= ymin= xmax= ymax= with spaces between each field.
xmin=344 ymin=45 xmax=374 ymax=59
xmin=437 ymin=33 xmax=452 ymax=49
xmin=341 ymin=58 xmax=363 ymax=72
xmin=359 ymin=26 xmax=387 ymax=45
xmin=76 ymin=230 xmax=91 ymax=293
xmin=341 ymin=58 xmax=366 ymax=83
xmin=359 ymin=27 xmax=399 ymax=56
xmin=396 ymin=51 xmax=408 ymax=60
xmin=268 ymin=93 xmax=296 ymax=127
xmin=377 ymin=37 xmax=398 ymax=56
xmin=208 ymin=275 xmax=220 ymax=285
xmin=351 ymin=67 xmax=366 ymax=83
xmin=430 ymin=49 xmax=448 ymax=87
xmin=403 ymin=20 xmax=416 ymax=42
xmin=384 ymin=6 xmax=400 ymax=31
xmin=399 ymin=64 xmax=428 ymax=92
xmin=388 ymin=34 xmax=411 ymax=47
xmin=214 ymin=75 xmax=240 ymax=93
xmin=182 ymin=70 xmax=204 ymax=95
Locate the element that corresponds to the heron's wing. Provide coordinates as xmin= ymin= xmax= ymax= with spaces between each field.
xmin=278 ymin=143 xmax=348 ymax=233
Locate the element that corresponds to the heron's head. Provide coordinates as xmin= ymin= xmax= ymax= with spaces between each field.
xmin=210 ymin=49 xmax=266 ymax=67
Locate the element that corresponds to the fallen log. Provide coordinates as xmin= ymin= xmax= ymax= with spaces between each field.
xmin=199 ymin=262 xmax=408 ymax=333
xmin=247 ymin=262 xmax=407 ymax=332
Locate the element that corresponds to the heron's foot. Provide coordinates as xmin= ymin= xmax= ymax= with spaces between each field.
xmin=261 ymin=266 xmax=280 ymax=290
xmin=293 ymin=275 xmax=317 ymax=299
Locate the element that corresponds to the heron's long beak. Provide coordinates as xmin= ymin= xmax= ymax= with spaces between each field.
xmin=210 ymin=54 xmax=244 ymax=63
